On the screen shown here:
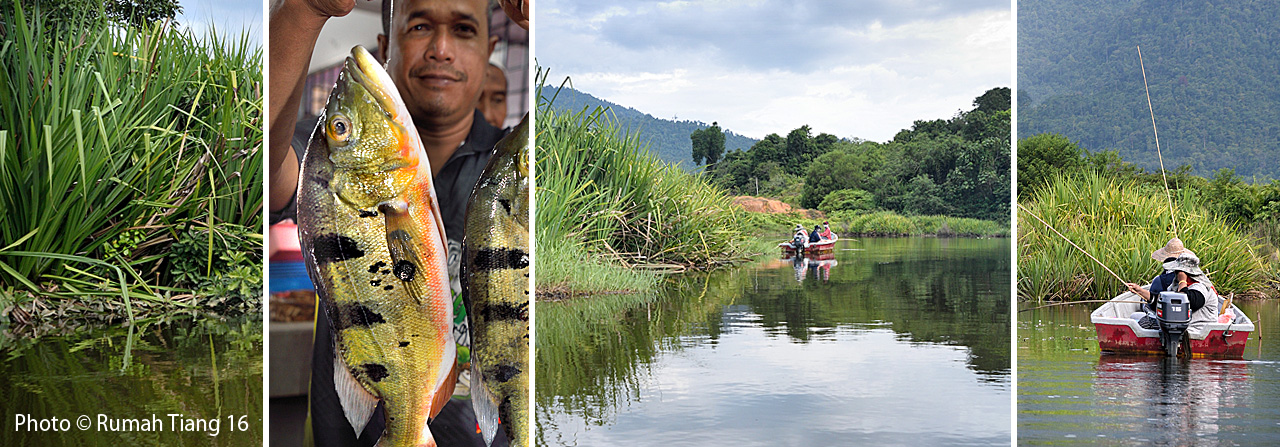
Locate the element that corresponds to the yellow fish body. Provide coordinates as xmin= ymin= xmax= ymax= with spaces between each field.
xmin=465 ymin=114 xmax=530 ymax=446
xmin=298 ymin=46 xmax=454 ymax=447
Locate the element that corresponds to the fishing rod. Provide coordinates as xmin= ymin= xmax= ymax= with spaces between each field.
xmin=1018 ymin=203 xmax=1129 ymax=287
xmin=1137 ymin=46 xmax=1179 ymax=236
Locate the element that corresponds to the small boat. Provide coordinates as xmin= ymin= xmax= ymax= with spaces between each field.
xmin=779 ymin=233 xmax=837 ymax=256
xmin=1090 ymin=292 xmax=1254 ymax=359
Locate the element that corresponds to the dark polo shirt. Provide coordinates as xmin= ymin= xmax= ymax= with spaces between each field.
xmin=273 ymin=109 xmax=508 ymax=447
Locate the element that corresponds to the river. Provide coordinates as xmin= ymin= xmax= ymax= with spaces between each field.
xmin=1018 ymin=300 xmax=1280 ymax=444
xmin=0 ymin=314 xmax=263 ymax=445
xmin=537 ymin=237 xmax=1012 ymax=446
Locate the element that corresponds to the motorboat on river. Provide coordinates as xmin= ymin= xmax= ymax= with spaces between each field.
xmin=1090 ymin=291 xmax=1253 ymax=359
xmin=780 ymin=233 xmax=837 ymax=257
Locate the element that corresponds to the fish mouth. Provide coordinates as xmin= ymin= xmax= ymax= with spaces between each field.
xmin=342 ymin=46 xmax=402 ymax=118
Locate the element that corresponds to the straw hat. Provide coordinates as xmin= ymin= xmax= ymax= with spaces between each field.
xmin=1151 ymin=238 xmax=1195 ymax=261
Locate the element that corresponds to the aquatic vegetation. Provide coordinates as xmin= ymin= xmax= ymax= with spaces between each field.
xmin=0 ymin=5 xmax=262 ymax=319
xmin=535 ymin=71 xmax=752 ymax=293
xmin=1018 ymin=172 xmax=1270 ymax=301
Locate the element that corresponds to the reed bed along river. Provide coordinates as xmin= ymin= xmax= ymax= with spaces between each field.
xmin=537 ymin=237 xmax=1011 ymax=446
xmin=1018 ymin=300 xmax=1280 ymax=444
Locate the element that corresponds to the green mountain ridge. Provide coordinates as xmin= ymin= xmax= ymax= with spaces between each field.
xmin=542 ymin=87 xmax=759 ymax=168
xmin=1018 ymin=0 xmax=1280 ymax=179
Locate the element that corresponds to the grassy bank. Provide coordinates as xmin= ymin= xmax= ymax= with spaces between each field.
xmin=743 ymin=209 xmax=1009 ymax=238
xmin=1018 ymin=172 xmax=1274 ymax=302
xmin=0 ymin=7 xmax=262 ymax=325
xmin=536 ymin=75 xmax=752 ymax=294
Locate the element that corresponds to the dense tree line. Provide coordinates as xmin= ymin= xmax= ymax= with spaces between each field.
xmin=1019 ymin=0 xmax=1280 ymax=178
xmin=1019 ymin=133 xmax=1280 ymax=227
xmin=705 ymin=88 xmax=1011 ymax=223
xmin=6 ymin=0 xmax=182 ymax=28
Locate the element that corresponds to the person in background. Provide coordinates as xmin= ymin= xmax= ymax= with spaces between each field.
xmin=819 ymin=221 xmax=833 ymax=240
xmin=479 ymin=61 xmax=508 ymax=129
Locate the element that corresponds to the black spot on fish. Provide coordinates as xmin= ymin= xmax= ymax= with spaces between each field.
xmin=381 ymin=269 xmax=392 ymax=275
xmin=338 ymin=303 xmax=385 ymax=327
xmin=399 ymin=341 xmax=410 ymax=347
xmin=393 ymin=260 xmax=417 ymax=281
xmin=369 ymin=279 xmax=381 ymax=287
xmin=498 ymin=198 xmax=512 ymax=214
xmin=310 ymin=175 xmax=329 ymax=189
xmin=358 ymin=209 xmax=378 ymax=218
xmin=488 ymin=364 xmax=521 ymax=383
xmin=478 ymin=301 xmax=528 ymax=322
xmin=367 ymin=261 xmax=387 ymax=274
xmin=383 ymin=285 xmax=394 ymax=291
xmin=472 ymin=248 xmax=529 ymax=271
xmin=362 ymin=363 xmax=389 ymax=382
xmin=311 ymin=234 xmax=365 ymax=264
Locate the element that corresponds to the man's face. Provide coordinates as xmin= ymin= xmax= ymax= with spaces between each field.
xmin=479 ymin=64 xmax=508 ymax=128
xmin=382 ymin=0 xmax=495 ymax=126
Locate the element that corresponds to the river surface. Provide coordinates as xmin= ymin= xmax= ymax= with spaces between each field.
xmin=1018 ymin=300 xmax=1280 ymax=444
xmin=537 ymin=237 xmax=1012 ymax=446
xmin=0 ymin=314 xmax=263 ymax=445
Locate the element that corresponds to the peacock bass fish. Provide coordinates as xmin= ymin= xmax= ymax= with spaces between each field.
xmin=465 ymin=114 xmax=530 ymax=447
xmin=298 ymin=45 xmax=455 ymax=447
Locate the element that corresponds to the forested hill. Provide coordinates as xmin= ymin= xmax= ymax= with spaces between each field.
xmin=542 ymin=87 xmax=758 ymax=168
xmin=1018 ymin=0 xmax=1280 ymax=178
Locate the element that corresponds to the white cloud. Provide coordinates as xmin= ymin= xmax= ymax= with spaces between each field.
xmin=539 ymin=0 xmax=1011 ymax=142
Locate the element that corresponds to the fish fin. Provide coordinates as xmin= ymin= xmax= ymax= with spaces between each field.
xmin=380 ymin=199 xmax=426 ymax=305
xmin=470 ymin=362 xmax=501 ymax=447
xmin=429 ymin=360 xmax=459 ymax=420
xmin=333 ymin=353 xmax=379 ymax=437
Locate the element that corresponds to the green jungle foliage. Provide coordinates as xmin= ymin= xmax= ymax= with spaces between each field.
xmin=709 ymin=88 xmax=1011 ymax=223
xmin=1019 ymin=172 xmax=1271 ymax=301
xmin=537 ymin=74 xmax=753 ymax=292
xmin=0 ymin=5 xmax=262 ymax=318
xmin=7 ymin=0 xmax=181 ymax=28
xmin=1019 ymin=0 xmax=1280 ymax=178
xmin=540 ymin=86 xmax=758 ymax=168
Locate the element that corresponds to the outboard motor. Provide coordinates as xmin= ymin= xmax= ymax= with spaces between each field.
xmin=791 ymin=232 xmax=807 ymax=250
xmin=1154 ymin=291 xmax=1193 ymax=358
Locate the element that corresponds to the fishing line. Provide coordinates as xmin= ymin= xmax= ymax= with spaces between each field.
xmin=1018 ymin=203 xmax=1129 ymax=286
xmin=1138 ymin=46 xmax=1179 ymax=236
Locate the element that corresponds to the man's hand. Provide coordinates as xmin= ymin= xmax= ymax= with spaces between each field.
xmin=1125 ymin=283 xmax=1151 ymax=301
xmin=275 ymin=0 xmax=358 ymax=20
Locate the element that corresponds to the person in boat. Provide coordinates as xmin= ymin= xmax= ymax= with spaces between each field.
xmin=809 ymin=225 xmax=822 ymax=243
xmin=1124 ymin=239 xmax=1219 ymax=327
xmin=819 ymin=221 xmax=834 ymax=240
xmin=792 ymin=225 xmax=808 ymax=249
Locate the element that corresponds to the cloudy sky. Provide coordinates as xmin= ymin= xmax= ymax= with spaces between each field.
xmin=177 ymin=0 xmax=262 ymax=44
xmin=537 ymin=0 xmax=1011 ymax=142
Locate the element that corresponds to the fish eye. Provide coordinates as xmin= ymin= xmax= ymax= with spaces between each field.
xmin=329 ymin=115 xmax=352 ymax=141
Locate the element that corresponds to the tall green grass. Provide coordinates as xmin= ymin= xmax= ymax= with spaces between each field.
xmin=0 ymin=5 xmax=262 ymax=315
xmin=1018 ymin=172 xmax=1269 ymax=301
xmin=536 ymin=72 xmax=751 ymax=292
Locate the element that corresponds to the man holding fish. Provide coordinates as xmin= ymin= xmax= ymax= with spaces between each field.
xmin=269 ymin=0 xmax=526 ymax=445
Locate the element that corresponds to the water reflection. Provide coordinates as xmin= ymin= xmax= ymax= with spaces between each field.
xmin=538 ymin=237 xmax=1011 ymax=446
xmin=1018 ymin=300 xmax=1280 ymax=443
xmin=0 ymin=315 xmax=263 ymax=446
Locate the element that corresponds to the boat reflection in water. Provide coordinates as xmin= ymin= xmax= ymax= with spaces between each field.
xmin=785 ymin=253 xmax=837 ymax=282
xmin=1091 ymin=355 xmax=1255 ymax=443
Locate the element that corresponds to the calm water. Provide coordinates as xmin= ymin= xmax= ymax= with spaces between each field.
xmin=537 ymin=237 xmax=1012 ymax=446
xmin=0 ymin=315 xmax=263 ymax=445
xmin=1018 ymin=300 xmax=1280 ymax=444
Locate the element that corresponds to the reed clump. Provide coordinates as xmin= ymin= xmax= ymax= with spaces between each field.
xmin=0 ymin=5 xmax=262 ymax=322
xmin=1018 ymin=172 xmax=1269 ymax=301
xmin=536 ymin=74 xmax=752 ymax=293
